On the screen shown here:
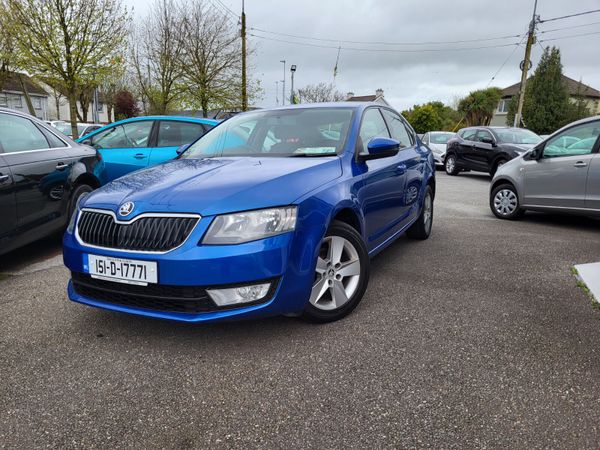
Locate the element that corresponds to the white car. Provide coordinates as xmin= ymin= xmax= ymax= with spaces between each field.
xmin=49 ymin=120 xmax=103 ymax=138
xmin=422 ymin=131 xmax=456 ymax=167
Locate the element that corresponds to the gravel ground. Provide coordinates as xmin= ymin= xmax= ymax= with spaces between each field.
xmin=1 ymin=172 xmax=600 ymax=449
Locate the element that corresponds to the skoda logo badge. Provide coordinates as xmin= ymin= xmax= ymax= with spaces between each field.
xmin=119 ymin=201 xmax=135 ymax=217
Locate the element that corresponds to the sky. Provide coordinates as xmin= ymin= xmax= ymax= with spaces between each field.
xmin=124 ymin=0 xmax=600 ymax=112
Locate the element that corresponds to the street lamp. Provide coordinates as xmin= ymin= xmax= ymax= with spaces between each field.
xmin=280 ymin=60 xmax=286 ymax=106
xmin=290 ymin=65 xmax=297 ymax=104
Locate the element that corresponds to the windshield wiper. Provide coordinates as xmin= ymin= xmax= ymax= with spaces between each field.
xmin=288 ymin=153 xmax=337 ymax=157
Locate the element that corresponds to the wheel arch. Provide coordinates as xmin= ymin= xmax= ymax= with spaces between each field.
xmin=331 ymin=206 xmax=363 ymax=237
xmin=73 ymin=172 xmax=101 ymax=190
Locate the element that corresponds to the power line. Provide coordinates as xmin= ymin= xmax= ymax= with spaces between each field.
xmin=249 ymin=26 xmax=523 ymax=46
xmin=213 ymin=0 xmax=239 ymax=19
xmin=538 ymin=19 xmax=600 ymax=34
xmin=539 ymin=9 xmax=600 ymax=23
xmin=249 ymin=32 xmax=521 ymax=53
xmin=486 ymin=34 xmax=528 ymax=87
xmin=539 ymin=29 xmax=600 ymax=42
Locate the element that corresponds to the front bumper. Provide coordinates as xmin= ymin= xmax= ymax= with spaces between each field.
xmin=63 ymin=215 xmax=321 ymax=322
xmin=433 ymin=153 xmax=445 ymax=166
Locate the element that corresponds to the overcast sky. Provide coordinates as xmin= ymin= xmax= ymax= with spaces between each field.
xmin=124 ymin=0 xmax=600 ymax=111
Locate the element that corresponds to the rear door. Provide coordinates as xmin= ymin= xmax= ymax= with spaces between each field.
xmin=148 ymin=120 xmax=208 ymax=167
xmin=457 ymin=128 xmax=478 ymax=168
xmin=0 ymin=111 xmax=70 ymax=231
xmin=89 ymin=120 xmax=154 ymax=181
xmin=0 ymin=154 xmax=16 ymax=247
xmin=472 ymin=129 xmax=496 ymax=170
xmin=523 ymin=121 xmax=600 ymax=208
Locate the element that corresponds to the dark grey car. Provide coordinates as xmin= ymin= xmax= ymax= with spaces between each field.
xmin=490 ymin=116 xmax=600 ymax=219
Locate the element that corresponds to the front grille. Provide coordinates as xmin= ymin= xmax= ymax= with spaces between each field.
xmin=77 ymin=210 xmax=198 ymax=252
xmin=71 ymin=272 xmax=216 ymax=314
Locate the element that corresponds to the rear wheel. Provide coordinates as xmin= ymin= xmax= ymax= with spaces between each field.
xmin=68 ymin=184 xmax=93 ymax=218
xmin=302 ymin=221 xmax=369 ymax=323
xmin=445 ymin=154 xmax=459 ymax=175
xmin=407 ymin=185 xmax=434 ymax=240
xmin=490 ymin=183 xmax=524 ymax=220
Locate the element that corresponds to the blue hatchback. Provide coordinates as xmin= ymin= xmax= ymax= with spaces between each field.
xmin=63 ymin=103 xmax=435 ymax=323
xmin=77 ymin=116 xmax=218 ymax=183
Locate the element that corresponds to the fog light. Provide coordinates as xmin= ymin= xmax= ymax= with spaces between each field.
xmin=207 ymin=282 xmax=271 ymax=306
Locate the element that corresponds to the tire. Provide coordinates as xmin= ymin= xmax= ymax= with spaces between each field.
xmin=68 ymin=184 xmax=93 ymax=218
xmin=407 ymin=185 xmax=434 ymax=240
xmin=445 ymin=154 xmax=459 ymax=175
xmin=491 ymin=158 xmax=507 ymax=176
xmin=490 ymin=183 xmax=524 ymax=220
xmin=302 ymin=221 xmax=370 ymax=323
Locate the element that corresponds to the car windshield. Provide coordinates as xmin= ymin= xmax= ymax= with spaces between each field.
xmin=430 ymin=132 xmax=454 ymax=144
xmin=495 ymin=129 xmax=541 ymax=145
xmin=54 ymin=122 xmax=72 ymax=136
xmin=182 ymin=107 xmax=354 ymax=158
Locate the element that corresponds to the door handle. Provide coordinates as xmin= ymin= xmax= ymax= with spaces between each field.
xmin=574 ymin=161 xmax=587 ymax=168
xmin=0 ymin=174 xmax=9 ymax=183
xmin=396 ymin=164 xmax=407 ymax=175
xmin=56 ymin=163 xmax=68 ymax=170
xmin=134 ymin=153 xmax=146 ymax=159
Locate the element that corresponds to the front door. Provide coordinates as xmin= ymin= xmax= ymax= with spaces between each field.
xmin=472 ymin=129 xmax=496 ymax=170
xmin=457 ymin=128 xmax=478 ymax=169
xmin=357 ymin=108 xmax=408 ymax=251
xmin=585 ymin=151 xmax=600 ymax=211
xmin=0 ymin=155 xmax=16 ymax=247
xmin=89 ymin=120 xmax=154 ymax=181
xmin=523 ymin=121 xmax=600 ymax=208
xmin=148 ymin=120 xmax=208 ymax=167
xmin=0 ymin=112 xmax=70 ymax=232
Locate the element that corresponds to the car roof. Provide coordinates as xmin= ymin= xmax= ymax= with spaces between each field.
xmin=262 ymin=102 xmax=382 ymax=113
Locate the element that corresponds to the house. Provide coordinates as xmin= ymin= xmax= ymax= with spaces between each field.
xmin=346 ymin=89 xmax=390 ymax=106
xmin=491 ymin=75 xmax=600 ymax=126
xmin=0 ymin=71 xmax=49 ymax=120
xmin=40 ymin=81 xmax=113 ymax=124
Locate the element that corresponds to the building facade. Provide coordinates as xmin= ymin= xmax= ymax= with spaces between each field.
xmin=0 ymin=72 xmax=49 ymax=120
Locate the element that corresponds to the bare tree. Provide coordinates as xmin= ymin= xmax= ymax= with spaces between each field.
xmin=0 ymin=0 xmax=15 ymax=91
xmin=8 ymin=0 xmax=130 ymax=138
xmin=176 ymin=1 xmax=243 ymax=117
xmin=297 ymin=83 xmax=346 ymax=103
xmin=131 ymin=0 xmax=184 ymax=115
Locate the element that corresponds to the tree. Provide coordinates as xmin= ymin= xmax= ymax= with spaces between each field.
xmin=114 ymin=90 xmax=139 ymax=120
xmin=177 ymin=1 xmax=249 ymax=117
xmin=506 ymin=47 xmax=591 ymax=134
xmin=402 ymin=101 xmax=461 ymax=133
xmin=131 ymin=0 xmax=184 ymax=115
xmin=0 ymin=0 xmax=15 ymax=91
xmin=457 ymin=87 xmax=502 ymax=126
xmin=297 ymin=83 xmax=345 ymax=103
xmin=8 ymin=0 xmax=130 ymax=138
xmin=98 ymin=56 xmax=127 ymax=123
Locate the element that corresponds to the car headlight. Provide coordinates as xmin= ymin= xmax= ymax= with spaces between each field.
xmin=202 ymin=206 xmax=297 ymax=244
xmin=66 ymin=193 xmax=88 ymax=234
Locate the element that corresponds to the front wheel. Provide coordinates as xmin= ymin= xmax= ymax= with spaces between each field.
xmin=491 ymin=158 xmax=507 ymax=176
xmin=407 ymin=185 xmax=434 ymax=240
xmin=445 ymin=154 xmax=459 ymax=175
xmin=302 ymin=221 xmax=370 ymax=323
xmin=490 ymin=183 xmax=524 ymax=220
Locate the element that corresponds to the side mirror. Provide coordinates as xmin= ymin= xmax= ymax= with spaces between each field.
xmin=481 ymin=137 xmax=495 ymax=146
xmin=176 ymin=143 xmax=191 ymax=156
xmin=81 ymin=139 xmax=92 ymax=146
xmin=358 ymin=137 xmax=400 ymax=161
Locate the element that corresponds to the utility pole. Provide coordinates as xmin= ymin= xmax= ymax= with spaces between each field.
xmin=275 ymin=81 xmax=279 ymax=106
xmin=241 ymin=0 xmax=247 ymax=111
xmin=514 ymin=0 xmax=539 ymax=128
xmin=280 ymin=60 xmax=286 ymax=105
xmin=290 ymin=65 xmax=296 ymax=104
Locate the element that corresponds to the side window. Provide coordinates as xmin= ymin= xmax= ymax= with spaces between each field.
xmin=157 ymin=121 xmax=206 ymax=147
xmin=92 ymin=121 xmax=153 ymax=149
xmin=476 ymin=130 xmax=494 ymax=142
xmin=544 ymin=121 xmax=600 ymax=158
xmin=382 ymin=109 xmax=413 ymax=148
xmin=40 ymin=126 xmax=68 ymax=148
xmin=0 ymin=113 xmax=49 ymax=153
xmin=359 ymin=108 xmax=390 ymax=151
xmin=461 ymin=129 xmax=477 ymax=141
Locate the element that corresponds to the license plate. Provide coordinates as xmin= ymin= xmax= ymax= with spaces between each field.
xmin=84 ymin=254 xmax=158 ymax=286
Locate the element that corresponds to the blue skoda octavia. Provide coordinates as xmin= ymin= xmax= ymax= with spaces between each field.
xmin=63 ymin=103 xmax=435 ymax=323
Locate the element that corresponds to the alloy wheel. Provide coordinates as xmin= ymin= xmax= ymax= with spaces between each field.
xmin=423 ymin=192 xmax=433 ymax=233
xmin=446 ymin=156 xmax=455 ymax=174
xmin=310 ymin=235 xmax=361 ymax=311
xmin=493 ymin=189 xmax=518 ymax=215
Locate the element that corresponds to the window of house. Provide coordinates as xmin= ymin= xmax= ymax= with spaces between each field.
xmin=10 ymin=94 xmax=22 ymax=108
xmin=497 ymin=99 xmax=509 ymax=113
xmin=0 ymin=93 xmax=7 ymax=107
xmin=97 ymin=102 xmax=104 ymax=112
xmin=32 ymin=97 xmax=42 ymax=110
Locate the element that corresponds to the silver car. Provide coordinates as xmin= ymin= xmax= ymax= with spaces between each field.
xmin=490 ymin=116 xmax=600 ymax=219
xmin=422 ymin=131 xmax=455 ymax=166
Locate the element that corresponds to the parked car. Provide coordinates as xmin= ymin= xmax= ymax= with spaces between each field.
xmin=422 ymin=131 xmax=455 ymax=166
xmin=490 ymin=115 xmax=600 ymax=219
xmin=0 ymin=108 xmax=104 ymax=255
xmin=445 ymin=126 xmax=542 ymax=176
xmin=63 ymin=103 xmax=435 ymax=323
xmin=77 ymin=116 xmax=218 ymax=182
xmin=49 ymin=121 xmax=103 ymax=139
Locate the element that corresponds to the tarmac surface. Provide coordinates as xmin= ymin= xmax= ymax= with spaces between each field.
xmin=1 ymin=172 xmax=600 ymax=449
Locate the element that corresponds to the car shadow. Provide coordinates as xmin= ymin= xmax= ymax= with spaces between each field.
xmin=0 ymin=232 xmax=63 ymax=273
xmin=521 ymin=211 xmax=600 ymax=231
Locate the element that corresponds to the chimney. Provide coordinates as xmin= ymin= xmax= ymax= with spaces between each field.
xmin=375 ymin=88 xmax=384 ymax=98
xmin=346 ymin=92 xmax=355 ymax=100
